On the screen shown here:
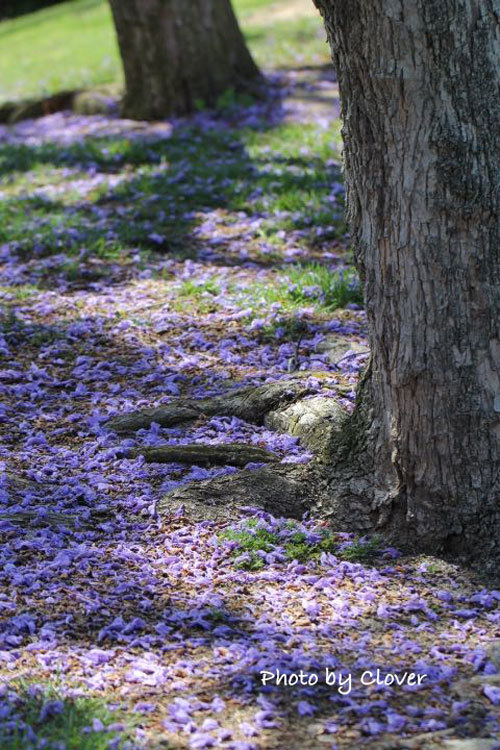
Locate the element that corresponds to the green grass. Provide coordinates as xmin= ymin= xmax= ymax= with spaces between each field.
xmin=222 ymin=524 xmax=279 ymax=570
xmin=0 ymin=0 xmax=329 ymax=106
xmin=220 ymin=519 xmax=381 ymax=570
xmin=0 ymin=680 xmax=132 ymax=749
xmin=285 ymin=263 xmax=363 ymax=309
xmin=0 ymin=121 xmax=347 ymax=290
xmin=237 ymin=264 xmax=363 ymax=315
xmin=178 ymin=278 xmax=222 ymax=298
xmin=0 ymin=0 xmax=121 ymax=103
xmin=245 ymin=15 xmax=329 ymax=69
xmin=0 ymin=284 xmax=39 ymax=300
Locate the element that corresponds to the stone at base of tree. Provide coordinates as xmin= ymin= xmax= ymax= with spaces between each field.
xmin=442 ymin=741 xmax=500 ymax=750
xmin=124 ymin=443 xmax=278 ymax=467
xmin=72 ymin=91 xmax=118 ymax=116
xmin=265 ymin=395 xmax=346 ymax=457
xmin=315 ymin=335 xmax=369 ymax=366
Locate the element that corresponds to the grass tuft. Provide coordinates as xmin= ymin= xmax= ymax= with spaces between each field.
xmin=0 ymin=681 xmax=132 ymax=749
xmin=285 ymin=263 xmax=363 ymax=310
xmin=220 ymin=519 xmax=381 ymax=570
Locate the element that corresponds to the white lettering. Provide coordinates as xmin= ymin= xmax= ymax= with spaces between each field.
xmin=260 ymin=671 xmax=275 ymax=685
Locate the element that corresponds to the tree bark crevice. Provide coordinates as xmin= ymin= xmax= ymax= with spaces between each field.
xmin=311 ymin=0 xmax=500 ymax=576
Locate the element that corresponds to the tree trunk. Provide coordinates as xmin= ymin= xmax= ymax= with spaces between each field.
xmin=313 ymin=0 xmax=500 ymax=569
xmin=108 ymin=0 xmax=261 ymax=119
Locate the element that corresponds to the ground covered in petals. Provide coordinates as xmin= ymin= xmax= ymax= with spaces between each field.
xmin=0 ymin=69 xmax=499 ymax=750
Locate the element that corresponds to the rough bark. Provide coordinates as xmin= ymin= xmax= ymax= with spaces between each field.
xmin=108 ymin=0 xmax=261 ymax=119
xmin=106 ymin=1 xmax=499 ymax=576
xmin=124 ymin=443 xmax=278 ymax=467
xmin=312 ymin=0 xmax=500 ymax=570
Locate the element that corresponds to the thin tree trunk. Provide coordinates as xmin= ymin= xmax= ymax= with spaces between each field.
xmin=108 ymin=0 xmax=261 ymax=119
xmin=313 ymin=0 xmax=500 ymax=568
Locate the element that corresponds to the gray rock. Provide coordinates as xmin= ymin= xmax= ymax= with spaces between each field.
xmin=315 ymin=334 xmax=368 ymax=366
xmin=485 ymin=640 xmax=500 ymax=671
xmin=265 ymin=395 xmax=346 ymax=456
xmin=443 ymin=741 xmax=500 ymax=750
xmin=73 ymin=91 xmax=118 ymax=115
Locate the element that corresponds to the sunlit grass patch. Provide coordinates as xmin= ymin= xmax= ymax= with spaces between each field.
xmin=245 ymin=15 xmax=330 ymax=70
xmin=0 ymin=680 xmax=131 ymax=750
xmin=285 ymin=263 xmax=363 ymax=309
xmin=0 ymin=284 xmax=39 ymax=300
xmin=0 ymin=117 xmax=346 ymax=270
xmin=239 ymin=122 xmax=345 ymax=241
xmin=235 ymin=264 xmax=363 ymax=314
xmin=243 ymin=121 xmax=342 ymax=161
xmin=220 ymin=518 xmax=381 ymax=571
xmin=0 ymin=0 xmax=121 ymax=104
xmin=0 ymin=0 xmax=328 ymax=106
xmin=178 ymin=278 xmax=222 ymax=298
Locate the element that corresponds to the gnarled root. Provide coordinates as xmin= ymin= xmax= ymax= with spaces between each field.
xmin=124 ymin=443 xmax=278 ymax=467
xmin=158 ymin=463 xmax=321 ymax=522
xmin=106 ymin=379 xmax=312 ymax=434
xmin=107 ymin=378 xmax=348 ymax=460
xmin=108 ymin=377 xmax=377 ymax=530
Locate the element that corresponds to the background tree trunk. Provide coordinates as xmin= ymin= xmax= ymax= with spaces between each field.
xmin=109 ymin=0 xmax=261 ymax=119
xmin=313 ymin=0 xmax=500 ymax=569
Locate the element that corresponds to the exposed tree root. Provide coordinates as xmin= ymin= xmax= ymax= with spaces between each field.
xmin=107 ymin=378 xmax=348 ymax=460
xmin=156 ymin=367 xmax=385 ymax=531
xmin=124 ymin=443 xmax=278 ymax=467
xmin=106 ymin=379 xmax=312 ymax=434
xmin=107 ymin=371 xmax=395 ymax=537
xmin=108 ymin=378 xmax=365 ymax=524
xmin=158 ymin=464 xmax=318 ymax=522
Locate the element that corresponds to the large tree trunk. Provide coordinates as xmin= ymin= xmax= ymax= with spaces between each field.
xmin=108 ymin=0 xmax=261 ymax=119
xmin=105 ymin=1 xmax=499 ymax=575
xmin=313 ymin=0 xmax=500 ymax=568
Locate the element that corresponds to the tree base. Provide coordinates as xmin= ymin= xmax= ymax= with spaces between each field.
xmin=107 ymin=374 xmax=500 ymax=581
